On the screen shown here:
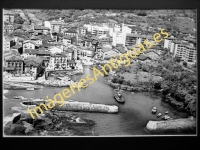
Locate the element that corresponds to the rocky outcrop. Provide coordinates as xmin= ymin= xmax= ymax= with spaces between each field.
xmin=146 ymin=117 xmax=196 ymax=133
xmin=4 ymin=109 xmax=96 ymax=136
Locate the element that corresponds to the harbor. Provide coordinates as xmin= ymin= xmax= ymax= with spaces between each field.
xmin=4 ymin=67 xmax=191 ymax=135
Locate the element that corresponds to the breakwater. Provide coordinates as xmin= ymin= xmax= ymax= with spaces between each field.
xmin=52 ymin=101 xmax=118 ymax=113
xmin=146 ymin=117 xmax=196 ymax=133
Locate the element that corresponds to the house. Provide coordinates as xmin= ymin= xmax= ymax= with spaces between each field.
xmin=21 ymin=49 xmax=38 ymax=59
xmin=3 ymin=36 xmax=12 ymax=51
xmin=63 ymin=35 xmax=72 ymax=45
xmin=37 ymin=50 xmax=51 ymax=67
xmin=48 ymin=46 xmax=63 ymax=54
xmin=4 ymin=55 xmax=24 ymax=74
xmin=4 ymin=24 xmax=14 ymax=33
xmin=23 ymin=40 xmax=39 ymax=51
xmin=67 ymin=60 xmax=77 ymax=69
xmin=46 ymin=53 xmax=68 ymax=71
xmin=30 ymin=36 xmax=43 ymax=45
xmin=64 ymin=28 xmax=78 ymax=37
xmin=34 ymin=26 xmax=50 ymax=35
xmin=112 ymin=31 xmax=126 ymax=47
xmin=44 ymin=21 xmax=68 ymax=33
xmin=115 ymin=46 xmax=127 ymax=54
xmin=4 ymin=12 xmax=14 ymax=24
xmin=24 ymin=57 xmax=43 ymax=79
xmin=79 ymin=26 xmax=87 ymax=35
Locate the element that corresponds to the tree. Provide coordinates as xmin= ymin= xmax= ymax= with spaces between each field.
xmin=174 ymin=56 xmax=181 ymax=63
xmin=183 ymin=61 xmax=187 ymax=67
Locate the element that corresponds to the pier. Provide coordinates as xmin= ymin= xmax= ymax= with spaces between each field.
xmin=53 ymin=100 xmax=118 ymax=113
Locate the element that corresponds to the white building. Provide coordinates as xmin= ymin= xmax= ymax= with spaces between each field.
xmin=23 ymin=40 xmax=37 ymax=50
xmin=112 ymin=32 xmax=126 ymax=47
xmin=48 ymin=46 xmax=63 ymax=54
xmin=173 ymin=43 xmax=196 ymax=63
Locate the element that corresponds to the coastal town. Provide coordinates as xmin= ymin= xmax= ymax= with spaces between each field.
xmin=3 ymin=9 xmax=197 ymax=136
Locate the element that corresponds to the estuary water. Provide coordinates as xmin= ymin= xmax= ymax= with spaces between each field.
xmin=4 ymin=66 xmax=189 ymax=135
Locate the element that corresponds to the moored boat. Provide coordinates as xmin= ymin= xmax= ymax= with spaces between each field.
xmin=26 ymin=87 xmax=34 ymax=91
xmin=114 ymin=91 xmax=125 ymax=103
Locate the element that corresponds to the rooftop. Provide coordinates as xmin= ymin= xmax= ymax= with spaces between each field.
xmin=24 ymin=57 xmax=43 ymax=66
xmin=23 ymin=49 xmax=38 ymax=54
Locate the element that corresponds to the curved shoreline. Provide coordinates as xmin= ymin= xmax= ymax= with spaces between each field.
xmin=3 ymin=90 xmax=9 ymax=99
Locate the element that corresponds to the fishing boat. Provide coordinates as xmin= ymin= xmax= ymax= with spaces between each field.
xmin=26 ymin=87 xmax=34 ymax=91
xmin=114 ymin=91 xmax=125 ymax=103
xmin=14 ymin=96 xmax=21 ymax=99
xmin=151 ymin=107 xmax=157 ymax=114
xmin=157 ymin=113 xmax=162 ymax=118
xmin=161 ymin=115 xmax=171 ymax=120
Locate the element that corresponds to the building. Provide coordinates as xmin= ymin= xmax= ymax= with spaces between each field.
xmin=30 ymin=36 xmax=43 ymax=45
xmin=3 ymin=36 xmax=11 ymax=51
xmin=163 ymin=37 xmax=175 ymax=49
xmin=44 ymin=21 xmax=68 ymax=33
xmin=63 ymin=36 xmax=72 ymax=45
xmin=24 ymin=57 xmax=43 ymax=79
xmin=64 ymin=28 xmax=78 ymax=37
xmin=121 ymin=23 xmax=132 ymax=34
xmin=79 ymin=26 xmax=87 ymax=35
xmin=4 ymin=13 xmax=14 ymax=24
xmin=46 ymin=53 xmax=68 ymax=70
xmin=4 ymin=24 xmax=14 ymax=33
xmin=23 ymin=40 xmax=39 ymax=51
xmin=4 ymin=55 xmax=24 ymax=74
xmin=34 ymin=26 xmax=50 ymax=35
xmin=21 ymin=49 xmax=38 ymax=59
xmin=48 ymin=46 xmax=63 ymax=54
xmin=112 ymin=32 xmax=126 ymax=47
xmin=84 ymin=24 xmax=110 ymax=36
xmin=36 ymin=50 xmax=51 ymax=67
xmin=173 ymin=43 xmax=196 ymax=63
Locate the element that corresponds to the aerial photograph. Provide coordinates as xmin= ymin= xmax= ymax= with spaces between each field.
xmin=3 ymin=9 xmax=197 ymax=136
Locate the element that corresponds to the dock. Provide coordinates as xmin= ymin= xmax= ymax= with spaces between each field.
xmin=53 ymin=100 xmax=118 ymax=113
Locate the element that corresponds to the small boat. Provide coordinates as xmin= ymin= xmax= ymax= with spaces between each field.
xmin=157 ymin=113 xmax=162 ymax=118
xmin=26 ymin=87 xmax=34 ymax=91
xmin=161 ymin=115 xmax=171 ymax=120
xmin=131 ymin=92 xmax=135 ymax=94
xmin=114 ymin=91 xmax=125 ymax=103
xmin=151 ymin=107 xmax=157 ymax=114
xmin=14 ymin=96 xmax=20 ymax=99
xmin=165 ymin=111 xmax=169 ymax=114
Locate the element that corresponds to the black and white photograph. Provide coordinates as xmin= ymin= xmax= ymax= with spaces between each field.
xmin=2 ymin=8 xmax=197 ymax=137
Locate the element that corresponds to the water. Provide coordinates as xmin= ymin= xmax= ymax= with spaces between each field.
xmin=4 ymin=66 xmax=189 ymax=135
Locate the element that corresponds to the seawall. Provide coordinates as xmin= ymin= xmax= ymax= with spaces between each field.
xmin=53 ymin=101 xmax=118 ymax=113
xmin=146 ymin=117 xmax=196 ymax=133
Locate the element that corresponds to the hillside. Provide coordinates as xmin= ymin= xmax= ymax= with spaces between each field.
xmin=4 ymin=9 xmax=196 ymax=35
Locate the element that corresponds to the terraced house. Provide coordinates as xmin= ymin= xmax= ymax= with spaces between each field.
xmin=46 ymin=53 xmax=68 ymax=70
xmin=4 ymin=55 xmax=24 ymax=74
xmin=24 ymin=57 xmax=44 ymax=79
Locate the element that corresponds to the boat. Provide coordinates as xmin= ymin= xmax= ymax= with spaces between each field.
xmin=157 ymin=113 xmax=162 ymax=118
xmin=131 ymin=92 xmax=135 ymax=94
xmin=161 ymin=115 xmax=171 ymax=120
xmin=14 ymin=96 xmax=21 ymax=99
xmin=151 ymin=107 xmax=157 ymax=114
xmin=26 ymin=87 xmax=34 ymax=91
xmin=114 ymin=91 xmax=125 ymax=103
xmin=165 ymin=111 xmax=169 ymax=114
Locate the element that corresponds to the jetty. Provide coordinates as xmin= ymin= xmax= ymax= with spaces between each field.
xmin=146 ymin=117 xmax=196 ymax=133
xmin=53 ymin=100 xmax=118 ymax=113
